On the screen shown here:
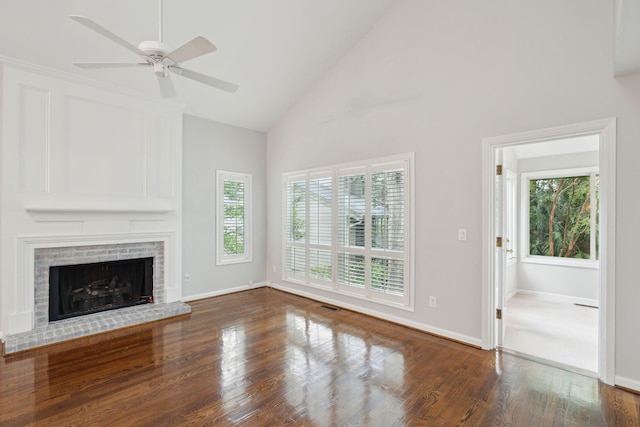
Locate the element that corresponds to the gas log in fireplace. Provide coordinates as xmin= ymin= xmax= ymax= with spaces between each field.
xmin=49 ymin=257 xmax=154 ymax=322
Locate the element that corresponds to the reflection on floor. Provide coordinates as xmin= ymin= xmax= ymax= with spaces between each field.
xmin=503 ymin=293 xmax=598 ymax=373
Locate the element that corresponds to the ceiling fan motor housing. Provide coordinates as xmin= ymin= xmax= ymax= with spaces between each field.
xmin=138 ymin=40 xmax=173 ymax=76
xmin=138 ymin=40 xmax=172 ymax=61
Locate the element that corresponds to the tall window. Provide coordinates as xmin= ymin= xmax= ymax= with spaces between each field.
xmin=284 ymin=154 xmax=413 ymax=309
xmin=217 ymin=170 xmax=252 ymax=265
xmin=523 ymin=168 xmax=598 ymax=264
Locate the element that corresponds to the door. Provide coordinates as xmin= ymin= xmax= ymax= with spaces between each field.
xmin=483 ymin=118 xmax=616 ymax=384
xmin=494 ymin=154 xmax=506 ymax=347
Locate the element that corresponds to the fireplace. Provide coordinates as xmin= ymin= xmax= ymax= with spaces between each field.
xmin=49 ymin=257 xmax=154 ymax=322
xmin=3 ymin=236 xmax=191 ymax=355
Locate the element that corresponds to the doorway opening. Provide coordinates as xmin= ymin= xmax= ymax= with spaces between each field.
xmin=481 ymin=118 xmax=616 ymax=385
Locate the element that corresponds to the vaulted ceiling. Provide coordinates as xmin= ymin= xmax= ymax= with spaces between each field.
xmin=1 ymin=1 xmax=638 ymax=132
xmin=0 ymin=0 xmax=397 ymax=132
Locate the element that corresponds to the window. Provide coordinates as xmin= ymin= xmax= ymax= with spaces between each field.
xmin=217 ymin=170 xmax=251 ymax=265
xmin=522 ymin=168 xmax=598 ymax=265
xmin=284 ymin=154 xmax=413 ymax=309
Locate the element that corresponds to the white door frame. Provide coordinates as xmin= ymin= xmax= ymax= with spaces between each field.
xmin=481 ymin=118 xmax=616 ymax=385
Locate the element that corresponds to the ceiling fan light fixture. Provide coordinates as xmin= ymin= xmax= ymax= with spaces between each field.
xmin=153 ymin=62 xmax=166 ymax=77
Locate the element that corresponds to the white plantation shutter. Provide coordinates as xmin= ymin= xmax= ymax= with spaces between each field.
xmin=369 ymin=167 xmax=406 ymax=298
xmin=216 ymin=171 xmax=251 ymax=265
xmin=285 ymin=177 xmax=306 ymax=277
xmin=308 ymin=174 xmax=333 ymax=282
xmin=371 ymin=169 xmax=405 ymax=252
xmin=337 ymin=252 xmax=366 ymax=289
xmin=371 ymin=257 xmax=404 ymax=296
xmin=337 ymin=169 xmax=366 ymax=293
xmin=283 ymin=155 xmax=413 ymax=307
xmin=223 ymin=180 xmax=245 ymax=255
xmin=309 ymin=249 xmax=332 ymax=281
xmin=309 ymin=175 xmax=333 ymax=246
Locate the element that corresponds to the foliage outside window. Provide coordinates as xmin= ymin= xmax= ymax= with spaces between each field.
xmin=526 ymin=170 xmax=598 ymax=262
xmin=284 ymin=154 xmax=413 ymax=308
xmin=217 ymin=170 xmax=252 ymax=265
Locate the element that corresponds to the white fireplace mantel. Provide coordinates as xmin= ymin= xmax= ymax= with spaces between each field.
xmin=25 ymin=206 xmax=173 ymax=222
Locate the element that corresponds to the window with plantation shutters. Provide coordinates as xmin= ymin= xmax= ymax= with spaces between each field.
xmin=217 ymin=170 xmax=251 ymax=265
xmin=283 ymin=154 xmax=414 ymax=309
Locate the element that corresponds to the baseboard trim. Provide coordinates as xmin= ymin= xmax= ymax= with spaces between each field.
xmin=181 ymin=282 xmax=268 ymax=302
xmin=516 ymin=289 xmax=598 ymax=308
xmin=615 ymin=376 xmax=640 ymax=394
xmin=270 ymin=282 xmax=483 ymax=348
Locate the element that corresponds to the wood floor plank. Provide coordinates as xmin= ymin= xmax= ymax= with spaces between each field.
xmin=1 ymin=287 xmax=639 ymax=426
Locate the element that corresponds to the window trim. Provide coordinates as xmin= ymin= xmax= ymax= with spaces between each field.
xmin=216 ymin=170 xmax=252 ymax=266
xmin=282 ymin=153 xmax=415 ymax=311
xmin=520 ymin=166 xmax=598 ymax=268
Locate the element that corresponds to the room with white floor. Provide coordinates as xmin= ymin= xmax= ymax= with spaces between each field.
xmin=503 ymin=293 xmax=599 ymax=374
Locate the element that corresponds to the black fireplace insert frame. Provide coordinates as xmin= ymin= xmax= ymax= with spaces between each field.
xmin=49 ymin=257 xmax=154 ymax=322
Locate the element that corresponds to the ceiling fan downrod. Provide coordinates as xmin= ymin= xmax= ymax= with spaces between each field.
xmin=158 ymin=0 xmax=163 ymax=42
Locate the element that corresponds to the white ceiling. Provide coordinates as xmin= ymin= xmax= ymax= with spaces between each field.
xmin=0 ymin=0 xmax=397 ymax=132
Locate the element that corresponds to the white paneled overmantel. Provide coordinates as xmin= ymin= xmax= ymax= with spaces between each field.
xmin=0 ymin=61 xmax=185 ymax=339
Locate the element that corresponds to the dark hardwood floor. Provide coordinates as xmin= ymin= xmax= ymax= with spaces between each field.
xmin=1 ymin=287 xmax=639 ymax=426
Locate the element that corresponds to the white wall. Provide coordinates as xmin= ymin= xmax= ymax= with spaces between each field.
xmin=182 ymin=115 xmax=267 ymax=300
xmin=517 ymin=264 xmax=599 ymax=302
xmin=266 ymin=0 xmax=640 ymax=387
xmin=0 ymin=63 xmax=184 ymax=336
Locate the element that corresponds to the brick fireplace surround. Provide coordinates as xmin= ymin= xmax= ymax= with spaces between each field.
xmin=3 ymin=239 xmax=190 ymax=355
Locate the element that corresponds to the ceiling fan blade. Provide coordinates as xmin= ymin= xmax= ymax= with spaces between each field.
xmin=157 ymin=74 xmax=177 ymax=98
xmin=164 ymin=36 xmax=217 ymax=64
xmin=70 ymin=15 xmax=144 ymax=56
xmin=74 ymin=62 xmax=150 ymax=69
xmin=169 ymin=66 xmax=238 ymax=93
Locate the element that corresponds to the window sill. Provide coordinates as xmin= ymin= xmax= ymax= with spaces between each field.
xmin=216 ymin=257 xmax=252 ymax=266
xmin=282 ymin=276 xmax=414 ymax=312
xmin=520 ymin=255 xmax=599 ymax=269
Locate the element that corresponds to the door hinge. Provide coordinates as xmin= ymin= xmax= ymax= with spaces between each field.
xmin=496 ymin=309 xmax=502 ymax=320
xmin=496 ymin=237 xmax=503 ymax=247
xmin=496 ymin=165 xmax=503 ymax=176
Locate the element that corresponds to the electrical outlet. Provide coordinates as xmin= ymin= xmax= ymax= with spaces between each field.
xmin=185 ymin=274 xmax=191 ymax=282
xmin=248 ymin=280 xmax=253 ymax=286
xmin=272 ymin=264 xmax=277 ymax=273
xmin=429 ymin=296 xmax=437 ymax=308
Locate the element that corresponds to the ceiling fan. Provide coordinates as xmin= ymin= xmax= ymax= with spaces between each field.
xmin=70 ymin=0 xmax=238 ymax=98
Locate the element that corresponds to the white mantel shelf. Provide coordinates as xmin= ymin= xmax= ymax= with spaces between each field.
xmin=25 ymin=207 xmax=174 ymax=222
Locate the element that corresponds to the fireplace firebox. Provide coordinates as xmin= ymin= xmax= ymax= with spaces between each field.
xmin=49 ymin=257 xmax=154 ymax=322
